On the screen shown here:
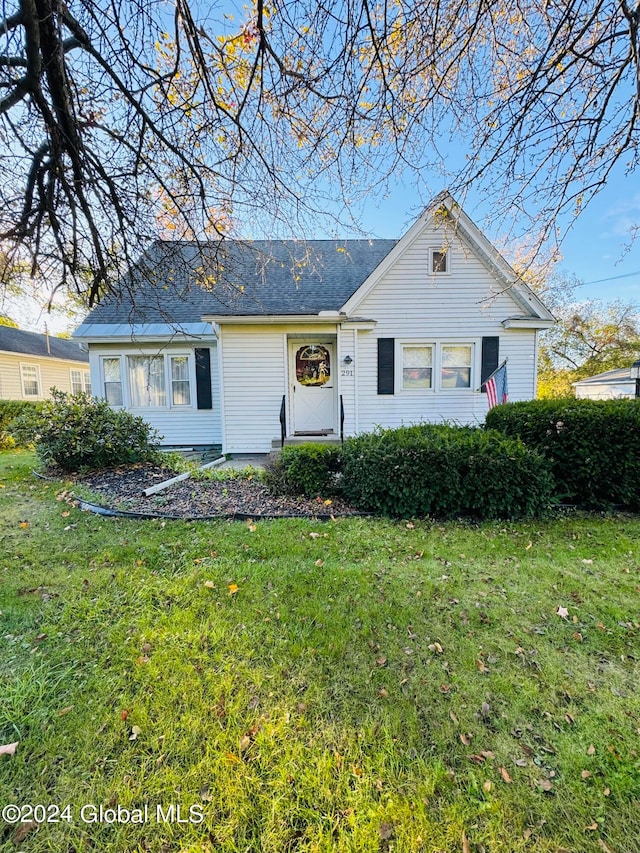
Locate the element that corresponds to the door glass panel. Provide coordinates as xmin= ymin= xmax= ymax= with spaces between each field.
xmin=295 ymin=345 xmax=330 ymax=386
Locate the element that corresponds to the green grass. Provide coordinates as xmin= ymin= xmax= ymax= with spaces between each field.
xmin=1 ymin=449 xmax=639 ymax=852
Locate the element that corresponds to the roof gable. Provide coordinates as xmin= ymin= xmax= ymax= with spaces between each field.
xmin=341 ymin=192 xmax=555 ymax=323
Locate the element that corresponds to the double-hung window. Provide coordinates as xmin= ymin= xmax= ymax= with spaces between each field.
xmin=103 ymin=357 xmax=123 ymax=406
xmin=71 ymin=368 xmax=91 ymax=395
xmin=441 ymin=345 xmax=472 ymax=389
xmin=402 ymin=346 xmax=433 ymax=390
xmin=20 ymin=364 xmax=40 ymax=398
xmin=169 ymin=356 xmax=191 ymax=406
xmin=128 ymin=355 xmax=166 ymax=407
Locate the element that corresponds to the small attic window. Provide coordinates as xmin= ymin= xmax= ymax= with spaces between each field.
xmin=430 ymin=249 xmax=448 ymax=274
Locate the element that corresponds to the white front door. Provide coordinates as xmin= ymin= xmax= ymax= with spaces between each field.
xmin=290 ymin=342 xmax=337 ymax=434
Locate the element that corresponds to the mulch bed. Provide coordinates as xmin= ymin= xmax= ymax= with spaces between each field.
xmin=72 ymin=463 xmax=362 ymax=519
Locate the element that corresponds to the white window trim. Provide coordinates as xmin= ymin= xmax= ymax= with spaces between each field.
xmin=429 ymin=247 xmax=451 ymax=276
xmin=70 ymin=368 xmax=91 ymax=395
xmin=20 ymin=362 xmax=41 ymax=399
xmin=100 ymin=351 xmax=197 ymax=410
xmin=397 ymin=340 xmax=478 ymax=393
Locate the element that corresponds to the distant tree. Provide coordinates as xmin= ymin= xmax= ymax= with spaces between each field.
xmin=538 ymin=297 xmax=640 ymax=397
xmin=0 ymin=314 xmax=18 ymax=327
xmin=1 ymin=1 xmax=639 ymax=306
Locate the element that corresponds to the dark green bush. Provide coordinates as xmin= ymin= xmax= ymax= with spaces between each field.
xmin=340 ymin=424 xmax=554 ymax=520
xmin=263 ymin=442 xmax=342 ymax=497
xmin=486 ymin=399 xmax=640 ymax=508
xmin=0 ymin=400 xmax=42 ymax=448
xmin=11 ymin=390 xmax=161 ymax=472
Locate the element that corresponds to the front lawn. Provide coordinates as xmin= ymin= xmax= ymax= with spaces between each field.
xmin=1 ymin=451 xmax=638 ymax=852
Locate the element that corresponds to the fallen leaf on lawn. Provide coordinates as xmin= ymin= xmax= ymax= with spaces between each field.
xmin=439 ymin=683 xmax=452 ymax=693
xmin=556 ymin=606 xmax=569 ymax=619
xmin=142 ymin=643 xmax=152 ymax=654
xmin=323 ymin=499 xmax=332 ymax=506
xmin=120 ymin=709 xmax=129 ymax=721
xmin=200 ymin=785 xmax=213 ymax=801
xmin=513 ymin=757 xmax=528 ymax=767
xmin=460 ymin=732 xmax=472 ymax=746
xmin=483 ymin=780 xmax=492 ymax=792
xmin=379 ymin=688 xmax=389 ymax=698
xmin=0 ymin=741 xmax=18 ymax=756
xmin=587 ymin=744 xmax=596 ymax=755
xmin=61 ymin=510 xmax=70 ymax=517
xmin=582 ymin=558 xmax=594 ymax=565
xmin=565 ymin=712 xmax=575 ymax=724
xmin=57 ymin=706 xmax=74 ymax=717
xmin=129 ymin=725 xmax=142 ymax=741
xmin=309 ymin=532 xmax=321 ymax=539
xmin=598 ymin=841 xmax=614 ymax=853
xmin=136 ymin=655 xmax=150 ymax=665
xmin=462 ymin=829 xmax=471 ymax=853
xmin=428 ymin=641 xmax=444 ymax=654
xmin=476 ymin=658 xmax=489 ymax=673
xmin=315 ymin=559 xmax=324 ymax=567
xmin=228 ymin=583 xmax=239 ymax=595
xmin=603 ymin=787 xmax=610 ymax=796
xmin=585 ymin=822 xmax=598 ymax=831
xmin=537 ymin=778 xmax=553 ymax=792
xmin=406 ymin=522 xmax=415 ymax=529
xmin=239 ymin=735 xmax=251 ymax=752
xmin=204 ymin=580 xmax=215 ymax=589
xmin=500 ymin=766 xmax=513 ymax=783
xmin=224 ymin=752 xmax=241 ymax=764
xmin=449 ymin=710 xmax=459 ymax=725
xmin=19 ymin=521 xmax=29 ymax=528
xmin=376 ymin=655 xmax=387 ymax=667
xmin=379 ymin=821 xmax=394 ymax=841
xmin=12 ymin=822 xmax=37 ymax=844
xmin=247 ymin=522 xmax=257 ymax=532
xmin=581 ymin=770 xmax=592 ymax=779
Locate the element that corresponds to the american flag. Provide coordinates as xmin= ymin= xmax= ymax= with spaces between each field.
xmin=485 ymin=360 xmax=508 ymax=409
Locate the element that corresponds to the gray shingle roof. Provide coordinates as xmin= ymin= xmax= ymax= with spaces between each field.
xmin=0 ymin=326 xmax=89 ymax=362
xmin=80 ymin=239 xmax=397 ymax=325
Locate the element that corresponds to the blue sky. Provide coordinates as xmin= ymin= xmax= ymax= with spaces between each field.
xmin=348 ymin=171 xmax=640 ymax=307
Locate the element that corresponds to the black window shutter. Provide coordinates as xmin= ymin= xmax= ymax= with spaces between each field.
xmin=377 ymin=338 xmax=395 ymax=395
xmin=195 ymin=348 xmax=213 ymax=410
xmin=480 ymin=336 xmax=499 ymax=392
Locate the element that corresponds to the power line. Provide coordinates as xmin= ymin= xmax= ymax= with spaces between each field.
xmin=580 ymin=270 xmax=640 ymax=286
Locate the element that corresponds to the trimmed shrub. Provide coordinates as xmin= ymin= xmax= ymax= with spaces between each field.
xmin=340 ymin=424 xmax=554 ymax=520
xmin=11 ymin=390 xmax=161 ymax=472
xmin=0 ymin=400 xmax=42 ymax=449
xmin=486 ymin=399 xmax=640 ymax=508
xmin=263 ymin=442 xmax=342 ymax=497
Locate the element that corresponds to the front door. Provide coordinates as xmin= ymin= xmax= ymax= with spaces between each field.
xmin=290 ymin=342 xmax=336 ymax=434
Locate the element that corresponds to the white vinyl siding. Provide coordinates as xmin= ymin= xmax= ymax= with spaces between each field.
xmin=353 ymin=221 xmax=538 ymax=431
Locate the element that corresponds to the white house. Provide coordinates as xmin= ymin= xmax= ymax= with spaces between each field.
xmin=0 ymin=326 xmax=90 ymax=401
xmin=73 ymin=192 xmax=554 ymax=454
xmin=572 ymin=367 xmax=637 ymax=400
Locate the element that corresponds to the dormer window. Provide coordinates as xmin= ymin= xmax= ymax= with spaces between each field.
xmin=431 ymin=249 xmax=448 ymax=273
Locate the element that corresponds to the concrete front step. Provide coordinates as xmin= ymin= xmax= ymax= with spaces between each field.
xmin=271 ymin=435 xmax=343 ymax=450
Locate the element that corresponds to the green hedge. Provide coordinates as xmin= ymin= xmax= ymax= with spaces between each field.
xmin=340 ymin=424 xmax=554 ymax=519
xmin=263 ymin=442 xmax=342 ymax=497
xmin=10 ymin=390 xmax=161 ymax=472
xmin=485 ymin=399 xmax=640 ymax=508
xmin=0 ymin=400 xmax=42 ymax=449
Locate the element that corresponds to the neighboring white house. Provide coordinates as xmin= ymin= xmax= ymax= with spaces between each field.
xmin=73 ymin=192 xmax=555 ymax=454
xmin=0 ymin=326 xmax=90 ymax=401
xmin=572 ymin=367 xmax=637 ymax=400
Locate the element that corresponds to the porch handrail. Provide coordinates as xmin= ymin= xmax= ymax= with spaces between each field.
xmin=279 ymin=395 xmax=286 ymax=448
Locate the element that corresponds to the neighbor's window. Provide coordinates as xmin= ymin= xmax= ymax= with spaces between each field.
xmin=431 ymin=249 xmax=448 ymax=273
xmin=71 ymin=368 xmax=91 ymax=395
xmin=441 ymin=345 xmax=472 ymax=388
xmin=103 ymin=357 xmax=123 ymax=406
xmin=20 ymin=364 xmax=40 ymax=398
xmin=170 ymin=355 xmax=191 ymax=406
xmin=402 ymin=345 xmax=433 ymax=389
xmin=128 ymin=355 xmax=166 ymax=407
